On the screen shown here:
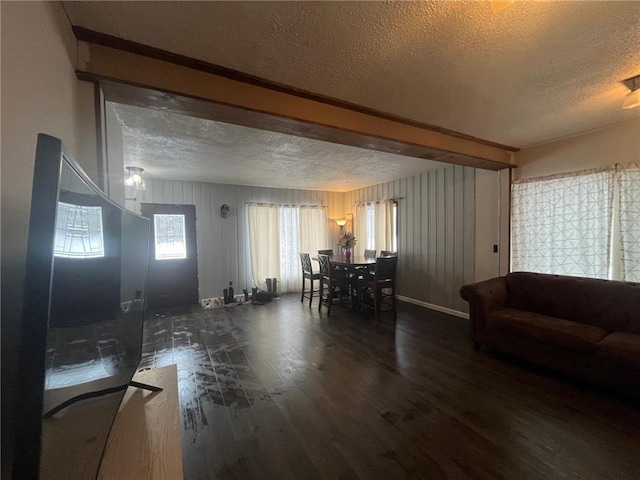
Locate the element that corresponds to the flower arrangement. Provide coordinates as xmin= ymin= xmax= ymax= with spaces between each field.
xmin=338 ymin=231 xmax=357 ymax=249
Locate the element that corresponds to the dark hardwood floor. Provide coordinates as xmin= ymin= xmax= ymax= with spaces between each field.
xmin=139 ymin=294 xmax=640 ymax=480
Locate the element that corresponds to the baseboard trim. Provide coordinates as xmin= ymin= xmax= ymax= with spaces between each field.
xmin=396 ymin=295 xmax=469 ymax=319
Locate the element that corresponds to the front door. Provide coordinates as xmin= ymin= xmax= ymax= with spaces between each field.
xmin=140 ymin=203 xmax=198 ymax=309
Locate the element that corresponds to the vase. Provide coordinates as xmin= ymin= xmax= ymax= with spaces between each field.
xmin=345 ymin=248 xmax=351 ymax=261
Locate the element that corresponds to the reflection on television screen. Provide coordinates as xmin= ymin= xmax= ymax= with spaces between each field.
xmin=37 ymin=144 xmax=149 ymax=478
xmin=44 ymin=320 xmax=142 ymax=391
xmin=54 ymin=202 xmax=105 ymax=258
xmin=43 ymin=180 xmax=149 ymax=398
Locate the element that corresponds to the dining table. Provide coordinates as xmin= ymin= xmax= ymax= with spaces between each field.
xmin=326 ymin=253 xmax=377 ymax=268
xmin=314 ymin=253 xmax=377 ymax=313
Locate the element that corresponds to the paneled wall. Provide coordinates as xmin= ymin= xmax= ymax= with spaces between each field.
xmin=344 ymin=165 xmax=476 ymax=313
xmin=127 ymin=180 xmax=344 ymax=299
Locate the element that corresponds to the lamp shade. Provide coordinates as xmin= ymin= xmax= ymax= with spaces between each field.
xmin=622 ymin=89 xmax=640 ymax=109
xmin=335 ymin=219 xmax=348 ymax=227
xmin=489 ymin=0 xmax=514 ymax=13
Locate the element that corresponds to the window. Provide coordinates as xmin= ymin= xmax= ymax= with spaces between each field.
xmin=619 ymin=165 xmax=640 ymax=281
xmin=388 ymin=201 xmax=398 ymax=252
xmin=365 ymin=205 xmax=375 ymax=250
xmin=54 ymin=202 xmax=104 ymax=258
xmin=512 ymin=170 xmax=614 ymax=279
xmin=247 ymin=203 xmax=328 ymax=293
xmin=279 ymin=206 xmax=300 ymax=292
xmin=154 ymin=214 xmax=187 ymax=260
xmin=512 ymin=163 xmax=640 ymax=281
xmin=355 ymin=200 xmax=398 ymax=256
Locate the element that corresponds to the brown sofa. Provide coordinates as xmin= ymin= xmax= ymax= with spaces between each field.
xmin=460 ymin=272 xmax=640 ymax=396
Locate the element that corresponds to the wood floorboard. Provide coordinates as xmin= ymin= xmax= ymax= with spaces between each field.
xmin=141 ymin=294 xmax=640 ymax=480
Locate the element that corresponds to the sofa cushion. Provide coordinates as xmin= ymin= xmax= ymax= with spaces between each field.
xmin=595 ymin=332 xmax=640 ymax=372
xmin=486 ymin=308 xmax=608 ymax=356
xmin=505 ymin=272 xmax=640 ymax=333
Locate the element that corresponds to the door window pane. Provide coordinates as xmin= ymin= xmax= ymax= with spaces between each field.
xmin=154 ymin=214 xmax=187 ymax=260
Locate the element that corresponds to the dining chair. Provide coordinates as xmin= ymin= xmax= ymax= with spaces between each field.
xmin=380 ymin=250 xmax=397 ymax=257
xmin=356 ymin=249 xmax=377 ymax=283
xmin=317 ymin=254 xmax=349 ymax=316
xmin=299 ymin=253 xmax=320 ymax=308
xmin=361 ymin=256 xmax=398 ymax=322
xmin=318 ymin=248 xmax=344 ymax=272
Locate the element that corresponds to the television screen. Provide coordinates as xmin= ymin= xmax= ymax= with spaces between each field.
xmin=13 ymin=134 xmax=150 ymax=478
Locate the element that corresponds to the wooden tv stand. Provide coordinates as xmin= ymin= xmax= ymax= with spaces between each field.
xmin=40 ymin=365 xmax=182 ymax=479
xmin=98 ymin=364 xmax=182 ymax=479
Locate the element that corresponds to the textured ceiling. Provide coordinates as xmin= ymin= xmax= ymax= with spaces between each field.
xmin=65 ymin=1 xmax=640 ymax=149
xmin=63 ymin=0 xmax=640 ymax=147
xmin=112 ymin=103 xmax=448 ymax=192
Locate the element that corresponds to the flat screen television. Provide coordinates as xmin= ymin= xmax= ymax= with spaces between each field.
xmin=12 ymin=134 xmax=150 ymax=478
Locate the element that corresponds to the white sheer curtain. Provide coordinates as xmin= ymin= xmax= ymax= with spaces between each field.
xmin=511 ymin=169 xmax=614 ymax=279
xmin=619 ymin=163 xmax=640 ymax=282
xmin=374 ymin=201 xmax=395 ymax=253
xmin=279 ymin=206 xmax=300 ymax=293
xmin=354 ymin=203 xmax=367 ymax=257
xmin=353 ymin=201 xmax=395 ymax=256
xmin=248 ymin=203 xmax=328 ymax=293
xmin=248 ymin=204 xmax=280 ymax=289
xmin=300 ymin=206 xmax=328 ymax=258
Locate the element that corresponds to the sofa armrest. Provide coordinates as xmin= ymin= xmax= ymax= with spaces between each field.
xmin=460 ymin=277 xmax=508 ymax=337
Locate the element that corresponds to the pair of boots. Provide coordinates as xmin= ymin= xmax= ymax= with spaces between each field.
xmin=265 ymin=278 xmax=279 ymax=298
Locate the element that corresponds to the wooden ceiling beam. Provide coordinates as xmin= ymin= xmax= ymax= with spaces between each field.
xmin=76 ymin=36 xmax=515 ymax=171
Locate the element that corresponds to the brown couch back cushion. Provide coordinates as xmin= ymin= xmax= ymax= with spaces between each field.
xmin=506 ymin=272 xmax=640 ymax=333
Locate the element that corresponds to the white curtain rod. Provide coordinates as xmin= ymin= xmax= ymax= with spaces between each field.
xmin=352 ymin=198 xmax=401 ymax=207
xmin=513 ymin=161 xmax=640 ymax=185
xmin=246 ymin=202 xmax=328 ymax=208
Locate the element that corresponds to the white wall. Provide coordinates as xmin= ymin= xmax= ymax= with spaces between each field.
xmin=514 ymin=118 xmax=640 ymax=180
xmin=474 ymin=169 xmax=500 ymax=281
xmin=74 ymin=80 xmax=100 ymax=181
xmin=0 ymin=2 xmax=95 ymax=474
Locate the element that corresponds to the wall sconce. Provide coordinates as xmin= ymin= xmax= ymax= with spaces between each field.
xmin=622 ymin=75 xmax=640 ymax=109
xmin=220 ymin=204 xmax=230 ymax=218
xmin=124 ymin=166 xmax=145 ymax=190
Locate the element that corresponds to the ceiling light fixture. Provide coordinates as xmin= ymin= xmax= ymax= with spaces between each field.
xmin=622 ymin=75 xmax=640 ymax=109
xmin=489 ymin=0 xmax=514 ymax=13
xmin=124 ymin=166 xmax=146 ymax=190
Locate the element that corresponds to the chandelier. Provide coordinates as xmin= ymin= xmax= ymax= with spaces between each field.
xmin=124 ymin=166 xmax=145 ymax=190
